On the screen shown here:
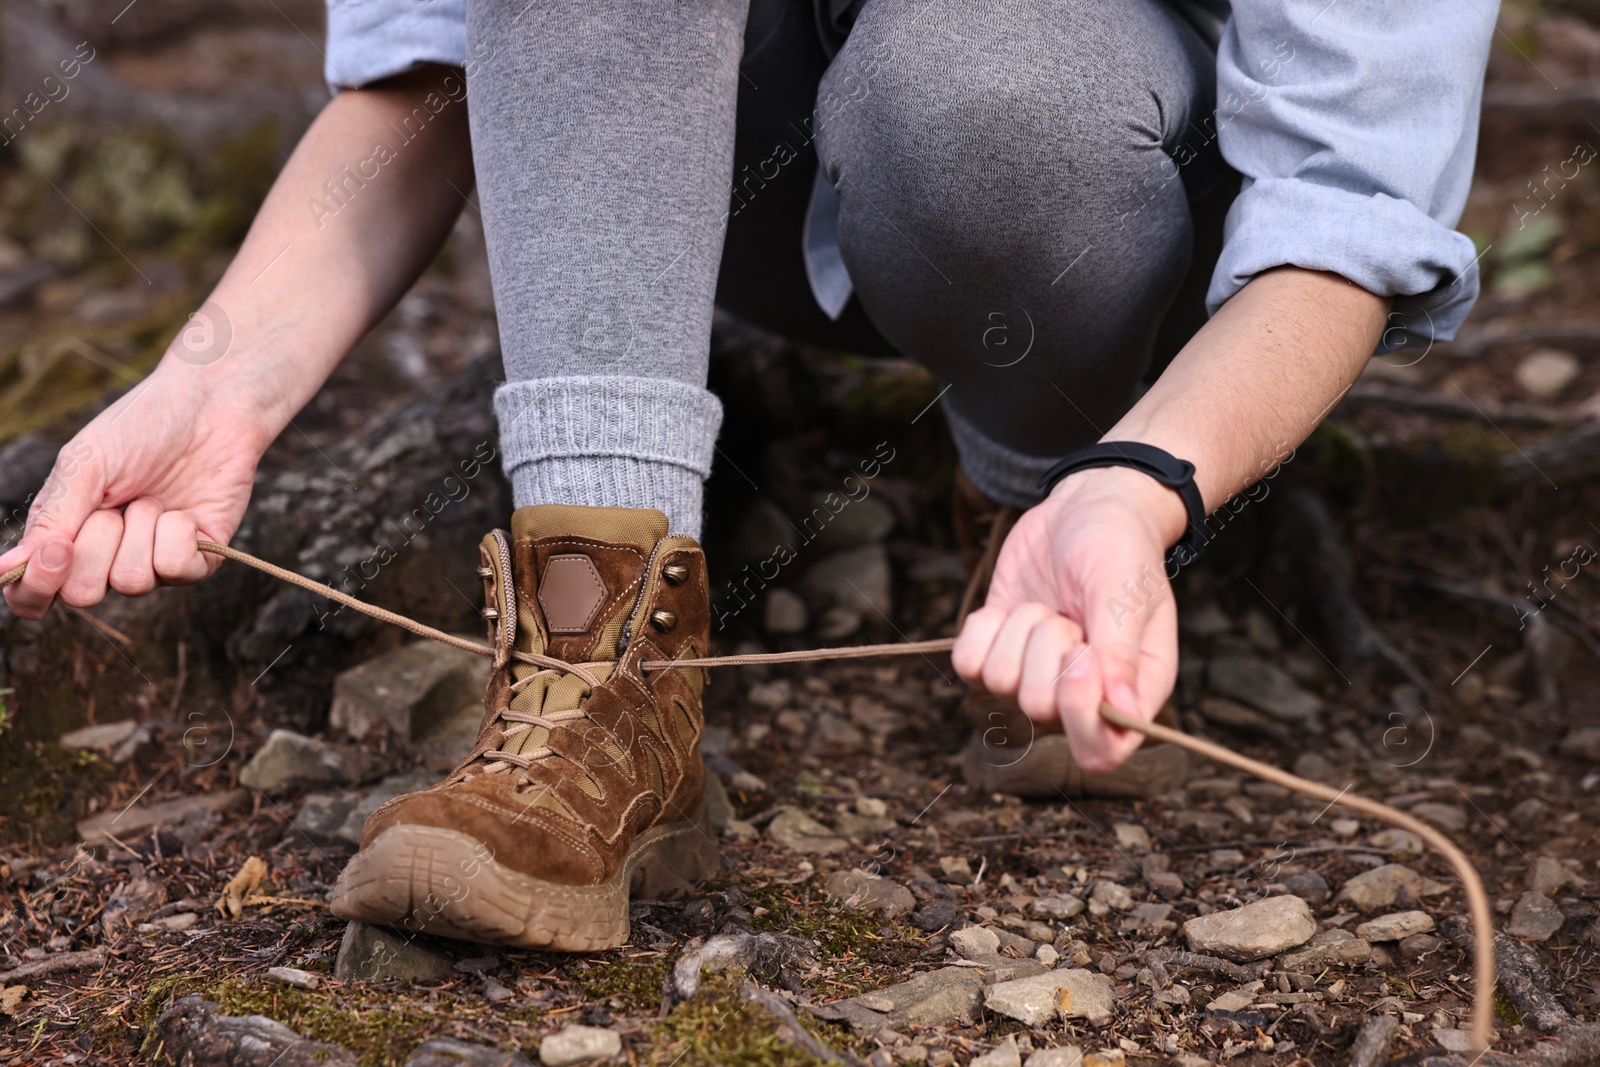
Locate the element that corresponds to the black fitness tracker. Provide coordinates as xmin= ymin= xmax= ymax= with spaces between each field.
xmin=1038 ymin=441 xmax=1208 ymax=572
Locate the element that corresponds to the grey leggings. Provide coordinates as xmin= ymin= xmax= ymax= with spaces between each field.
xmin=469 ymin=0 xmax=1232 ymax=534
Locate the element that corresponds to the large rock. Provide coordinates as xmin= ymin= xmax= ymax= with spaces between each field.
xmin=155 ymin=995 xmax=358 ymax=1067
xmin=1206 ymin=656 xmax=1321 ymax=726
xmin=239 ymin=730 xmax=350 ymax=794
xmin=538 ymin=1026 xmax=621 ymax=1067
xmin=984 ymin=969 xmax=1115 ymax=1027
xmin=1181 ymin=896 xmax=1315 ymax=962
xmin=330 ymin=640 xmax=489 ymax=743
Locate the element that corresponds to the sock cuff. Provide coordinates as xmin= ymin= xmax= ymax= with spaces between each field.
xmin=493 ymin=375 xmax=724 ymax=481
xmin=942 ymin=400 xmax=1057 ymax=510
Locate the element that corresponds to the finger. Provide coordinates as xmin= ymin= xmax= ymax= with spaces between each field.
xmin=59 ymin=510 xmax=124 ymax=607
xmin=952 ymin=604 xmax=1005 ymax=683
xmin=110 ymin=497 xmax=162 ymax=596
xmin=153 ymin=512 xmax=210 ymax=584
xmin=0 ymin=440 xmax=107 ymax=589
xmin=1085 ymin=564 xmax=1168 ymax=720
xmin=1015 ymin=614 xmax=1082 ymax=721
xmin=1058 ymin=648 xmax=1144 ymax=773
xmin=978 ymin=601 xmax=1055 ymax=700
xmin=3 ymin=538 xmax=73 ymax=620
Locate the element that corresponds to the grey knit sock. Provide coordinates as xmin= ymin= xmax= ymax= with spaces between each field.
xmin=494 ymin=376 xmax=723 ymax=539
xmin=943 ymin=400 xmax=1059 ymax=510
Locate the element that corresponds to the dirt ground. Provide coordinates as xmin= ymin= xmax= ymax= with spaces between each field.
xmin=3 ymin=3 xmax=1600 ymax=1066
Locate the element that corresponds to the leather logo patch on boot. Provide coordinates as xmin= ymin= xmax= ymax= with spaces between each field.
xmin=538 ymin=554 xmax=609 ymax=633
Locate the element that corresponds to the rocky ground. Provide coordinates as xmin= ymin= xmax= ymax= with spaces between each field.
xmin=5 ymin=2 xmax=1600 ymax=1066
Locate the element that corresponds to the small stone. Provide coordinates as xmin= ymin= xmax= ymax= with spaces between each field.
xmin=79 ymin=790 xmax=248 ymax=844
xmin=1119 ymin=903 xmax=1173 ymax=933
xmin=968 ymin=954 xmax=1051 ymax=984
xmin=859 ymin=994 xmax=896 ymax=1012
xmin=1279 ymin=932 xmax=1372 ymax=971
xmin=1154 ymin=986 xmax=1192 ymax=1008
xmin=912 ymin=899 xmax=960 ymax=932
xmin=103 ymin=874 xmax=168 ymax=936
xmin=1090 ymin=881 xmax=1133 ymax=911
xmin=1399 ymin=933 xmax=1444 ymax=960
xmin=59 ymin=719 xmax=139 ymax=755
xmin=814 ymin=607 xmax=862 ymax=640
xmin=1282 ymin=871 xmax=1329 ymax=906
xmin=1329 ymin=818 xmax=1361 ymax=837
xmin=1432 ymin=1027 xmax=1476 ymax=1054
xmin=1515 ymin=348 xmax=1581 ymax=401
xmin=1409 ymin=802 xmax=1467 ymax=833
xmin=971 ymin=1036 xmax=1021 ymax=1067
xmin=266 ymin=966 xmax=322 ymax=990
xmin=1507 ymin=797 xmax=1550 ymax=830
xmin=1147 ymin=871 xmax=1185 ymax=900
xmin=815 ymin=712 xmax=866 ymax=749
xmin=292 ymin=793 xmax=358 ymax=847
xmin=1206 ymin=981 xmax=1263 ymax=1012
xmin=1356 ymin=911 xmax=1435 ymax=943
xmin=949 ymin=926 xmax=1002 ymax=960
xmin=1031 ymin=894 xmax=1085 ymax=920
xmin=1111 ymin=823 xmax=1150 ymax=852
xmin=1081 ymin=1051 xmax=1124 ymax=1067
xmin=984 ymin=969 xmax=1115 ymax=1027
xmin=335 ymin=921 xmax=454 ymax=982
xmin=767 ymin=808 xmax=850 ymax=855
xmin=1023 ymin=1046 xmax=1084 ymax=1067
xmin=407 ymin=1037 xmax=537 ymax=1066
xmin=1181 ymin=896 xmax=1315 ymax=962
xmin=805 ymin=544 xmax=892 ymax=616
xmin=855 ymin=796 xmax=889 ymax=818
xmin=824 ymin=870 xmax=916 ymax=919
xmin=1207 ymin=656 xmax=1322 ymax=725
xmin=331 ymin=640 xmax=490 ymax=743
xmin=938 ymin=856 xmax=974 ymax=884
xmin=1368 ymin=829 xmax=1425 ymax=857
xmin=839 ymin=968 xmax=987 ymax=1030
xmin=1527 ymin=855 xmax=1580 ymax=897
xmin=539 ymin=1025 xmax=621 ymax=1066
xmin=1560 ymin=727 xmax=1600 ymax=762
xmin=748 ymin=680 xmax=792 ymax=709
xmin=1507 ymin=891 xmax=1563 ymax=941
xmin=154 ymin=912 xmax=199 ymax=932
xmin=155 ymin=996 xmax=357 ymax=1067
xmin=1035 ymin=944 xmax=1059 ymax=967
xmin=240 ymin=729 xmax=351 ymax=795
xmin=334 ymin=769 xmax=438 ymax=846
xmin=763 ymin=589 xmax=809 ymax=635
xmin=1337 ymin=865 xmax=1421 ymax=912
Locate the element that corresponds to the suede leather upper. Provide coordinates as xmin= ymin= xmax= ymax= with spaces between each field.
xmin=358 ymin=507 xmax=711 ymax=886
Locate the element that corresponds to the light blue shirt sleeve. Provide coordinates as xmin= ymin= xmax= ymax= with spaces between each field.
xmin=1207 ymin=1 xmax=1497 ymax=352
xmin=324 ymin=0 xmax=469 ymax=91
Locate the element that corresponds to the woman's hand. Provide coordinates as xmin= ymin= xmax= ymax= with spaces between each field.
xmin=951 ymin=466 xmax=1185 ymax=773
xmin=0 ymin=369 xmax=271 ymax=618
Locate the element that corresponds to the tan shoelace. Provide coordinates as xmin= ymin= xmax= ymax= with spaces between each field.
xmin=0 ymin=539 xmax=1494 ymax=1054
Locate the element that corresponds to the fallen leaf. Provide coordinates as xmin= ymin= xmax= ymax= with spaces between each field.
xmin=0 ymin=986 xmax=26 ymax=1014
xmin=216 ymin=855 xmax=268 ymax=920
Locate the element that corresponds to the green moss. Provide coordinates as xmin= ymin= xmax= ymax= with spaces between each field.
xmin=1495 ymin=992 xmax=1524 ymax=1028
xmin=0 ymin=741 xmax=114 ymax=848
xmin=650 ymin=974 xmax=822 ymax=1067
xmin=743 ymin=882 xmax=890 ymax=959
xmin=138 ymin=975 xmax=538 ymax=1067
xmin=571 ymin=954 xmax=672 ymax=1014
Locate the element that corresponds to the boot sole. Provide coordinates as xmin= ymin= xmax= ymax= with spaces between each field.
xmin=328 ymin=794 xmax=722 ymax=952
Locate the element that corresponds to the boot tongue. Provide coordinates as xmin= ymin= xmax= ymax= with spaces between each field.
xmin=512 ymin=504 xmax=669 ymax=662
xmin=495 ymin=505 xmax=669 ymax=783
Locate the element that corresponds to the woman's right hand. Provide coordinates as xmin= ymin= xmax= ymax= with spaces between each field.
xmin=0 ymin=367 xmax=273 ymax=619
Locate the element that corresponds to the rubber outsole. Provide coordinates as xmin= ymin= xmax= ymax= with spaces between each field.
xmin=328 ymin=796 xmax=722 ymax=952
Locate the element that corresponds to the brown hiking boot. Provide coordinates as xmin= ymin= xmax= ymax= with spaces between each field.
xmin=951 ymin=469 xmax=1188 ymax=799
xmin=330 ymin=504 xmax=721 ymax=951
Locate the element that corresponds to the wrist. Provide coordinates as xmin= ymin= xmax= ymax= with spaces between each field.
xmin=1047 ymin=464 xmax=1191 ymax=550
